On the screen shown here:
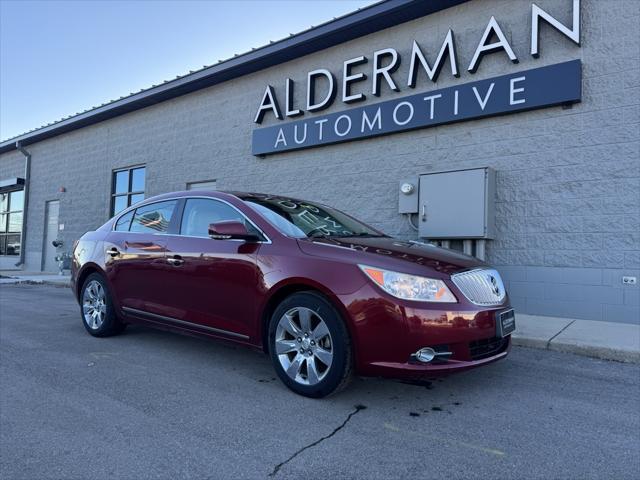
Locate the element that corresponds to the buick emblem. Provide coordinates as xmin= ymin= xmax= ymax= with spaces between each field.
xmin=489 ymin=275 xmax=501 ymax=296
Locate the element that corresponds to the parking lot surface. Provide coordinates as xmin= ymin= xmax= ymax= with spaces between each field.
xmin=1 ymin=284 xmax=639 ymax=479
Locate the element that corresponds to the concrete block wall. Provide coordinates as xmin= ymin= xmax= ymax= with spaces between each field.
xmin=0 ymin=0 xmax=638 ymax=323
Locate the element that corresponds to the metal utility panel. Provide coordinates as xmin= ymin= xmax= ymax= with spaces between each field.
xmin=418 ymin=168 xmax=495 ymax=239
xmin=398 ymin=178 xmax=419 ymax=213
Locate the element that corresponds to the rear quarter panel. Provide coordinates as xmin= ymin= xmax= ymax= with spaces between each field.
xmin=72 ymin=232 xmax=106 ymax=301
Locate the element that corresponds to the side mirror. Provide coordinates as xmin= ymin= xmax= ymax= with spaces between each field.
xmin=208 ymin=221 xmax=260 ymax=242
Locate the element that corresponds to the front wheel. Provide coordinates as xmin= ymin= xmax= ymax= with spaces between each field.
xmin=80 ymin=273 xmax=126 ymax=337
xmin=268 ymin=292 xmax=352 ymax=398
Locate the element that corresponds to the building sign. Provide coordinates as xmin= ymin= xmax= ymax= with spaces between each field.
xmin=252 ymin=60 xmax=581 ymax=156
xmin=251 ymin=0 xmax=582 ymax=156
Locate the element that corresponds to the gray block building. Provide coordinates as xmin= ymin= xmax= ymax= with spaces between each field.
xmin=1 ymin=0 xmax=638 ymax=324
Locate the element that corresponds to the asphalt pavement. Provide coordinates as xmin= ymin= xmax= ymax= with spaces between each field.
xmin=1 ymin=284 xmax=639 ymax=479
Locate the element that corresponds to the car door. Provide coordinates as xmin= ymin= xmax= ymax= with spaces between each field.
xmin=105 ymin=199 xmax=178 ymax=314
xmin=162 ymin=198 xmax=263 ymax=340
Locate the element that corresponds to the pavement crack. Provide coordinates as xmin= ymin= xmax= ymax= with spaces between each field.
xmin=268 ymin=404 xmax=367 ymax=477
xmin=546 ymin=320 xmax=576 ymax=348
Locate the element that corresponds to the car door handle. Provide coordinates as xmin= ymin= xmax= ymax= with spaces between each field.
xmin=106 ymin=247 xmax=120 ymax=257
xmin=167 ymin=255 xmax=184 ymax=266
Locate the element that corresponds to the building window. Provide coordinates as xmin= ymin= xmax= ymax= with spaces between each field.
xmin=0 ymin=189 xmax=24 ymax=256
xmin=111 ymin=166 xmax=145 ymax=215
xmin=186 ymin=179 xmax=217 ymax=191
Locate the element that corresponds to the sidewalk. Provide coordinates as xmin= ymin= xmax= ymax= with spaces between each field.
xmin=512 ymin=314 xmax=639 ymax=364
xmin=1 ymin=271 xmax=638 ymax=363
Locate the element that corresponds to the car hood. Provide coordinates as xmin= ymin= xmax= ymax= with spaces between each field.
xmin=297 ymin=236 xmax=485 ymax=275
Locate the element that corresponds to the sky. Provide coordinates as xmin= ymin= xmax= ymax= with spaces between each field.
xmin=0 ymin=0 xmax=376 ymax=141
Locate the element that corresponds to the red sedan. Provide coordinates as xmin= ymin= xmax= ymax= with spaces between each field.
xmin=71 ymin=191 xmax=515 ymax=397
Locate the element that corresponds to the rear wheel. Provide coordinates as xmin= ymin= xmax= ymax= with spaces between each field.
xmin=80 ymin=273 xmax=125 ymax=337
xmin=268 ymin=292 xmax=352 ymax=398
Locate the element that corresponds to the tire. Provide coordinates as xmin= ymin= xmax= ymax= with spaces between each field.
xmin=79 ymin=273 xmax=126 ymax=337
xmin=268 ymin=291 xmax=353 ymax=398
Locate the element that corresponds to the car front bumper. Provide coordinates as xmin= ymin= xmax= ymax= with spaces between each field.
xmin=364 ymin=336 xmax=511 ymax=379
xmin=339 ymin=283 xmax=513 ymax=379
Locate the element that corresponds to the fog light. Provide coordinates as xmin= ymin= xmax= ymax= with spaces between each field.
xmin=415 ymin=347 xmax=437 ymax=363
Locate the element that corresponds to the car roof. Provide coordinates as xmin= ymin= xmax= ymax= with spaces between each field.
xmin=137 ymin=190 xmax=309 ymax=205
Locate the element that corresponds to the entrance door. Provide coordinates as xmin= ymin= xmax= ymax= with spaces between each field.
xmin=43 ymin=200 xmax=60 ymax=272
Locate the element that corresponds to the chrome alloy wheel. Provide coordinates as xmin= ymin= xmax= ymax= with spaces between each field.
xmin=82 ymin=280 xmax=107 ymax=330
xmin=275 ymin=307 xmax=334 ymax=386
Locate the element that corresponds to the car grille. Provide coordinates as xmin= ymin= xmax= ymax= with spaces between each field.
xmin=469 ymin=336 xmax=508 ymax=361
xmin=451 ymin=268 xmax=506 ymax=306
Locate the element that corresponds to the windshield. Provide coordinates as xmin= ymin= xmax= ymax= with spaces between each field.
xmin=243 ymin=194 xmax=384 ymax=239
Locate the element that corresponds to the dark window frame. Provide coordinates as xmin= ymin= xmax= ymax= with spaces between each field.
xmin=110 ymin=165 xmax=146 ymax=216
xmin=111 ymin=196 xmax=269 ymax=242
xmin=176 ymin=197 xmax=266 ymax=241
xmin=179 ymin=197 xmax=249 ymax=237
xmin=0 ymin=188 xmax=25 ymax=256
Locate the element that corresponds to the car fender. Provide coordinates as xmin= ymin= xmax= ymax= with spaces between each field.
xmin=256 ymin=272 xmax=364 ymax=354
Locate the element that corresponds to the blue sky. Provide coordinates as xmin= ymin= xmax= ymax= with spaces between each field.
xmin=0 ymin=0 xmax=375 ymax=141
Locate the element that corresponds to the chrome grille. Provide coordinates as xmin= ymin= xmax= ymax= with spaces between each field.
xmin=451 ymin=269 xmax=506 ymax=306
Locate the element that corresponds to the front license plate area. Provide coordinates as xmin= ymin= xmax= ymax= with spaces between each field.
xmin=497 ymin=309 xmax=516 ymax=337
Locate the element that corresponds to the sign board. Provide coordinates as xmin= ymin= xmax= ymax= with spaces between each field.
xmin=252 ymin=60 xmax=581 ymax=156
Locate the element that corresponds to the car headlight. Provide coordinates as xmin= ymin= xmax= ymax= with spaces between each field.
xmin=359 ymin=265 xmax=457 ymax=303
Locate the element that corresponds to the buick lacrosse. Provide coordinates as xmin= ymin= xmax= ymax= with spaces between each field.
xmin=72 ymin=191 xmax=514 ymax=397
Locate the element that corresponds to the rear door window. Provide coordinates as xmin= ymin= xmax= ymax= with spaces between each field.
xmin=130 ymin=200 xmax=177 ymax=233
xmin=114 ymin=210 xmax=134 ymax=231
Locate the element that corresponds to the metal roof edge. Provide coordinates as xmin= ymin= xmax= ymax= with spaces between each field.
xmin=0 ymin=0 xmax=469 ymax=154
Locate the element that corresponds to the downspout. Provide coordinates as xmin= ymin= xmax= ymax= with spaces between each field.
xmin=15 ymin=141 xmax=31 ymax=268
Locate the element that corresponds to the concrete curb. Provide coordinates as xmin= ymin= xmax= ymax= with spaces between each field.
xmin=511 ymin=337 xmax=549 ymax=351
xmin=41 ymin=280 xmax=71 ymax=288
xmin=512 ymin=337 xmax=640 ymax=364
xmin=512 ymin=314 xmax=640 ymax=364
xmin=547 ymin=342 xmax=639 ymax=363
xmin=0 ymin=277 xmax=70 ymax=287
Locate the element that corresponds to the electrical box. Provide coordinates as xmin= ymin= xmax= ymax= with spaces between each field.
xmin=398 ymin=177 xmax=419 ymax=213
xmin=417 ymin=167 xmax=496 ymax=239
